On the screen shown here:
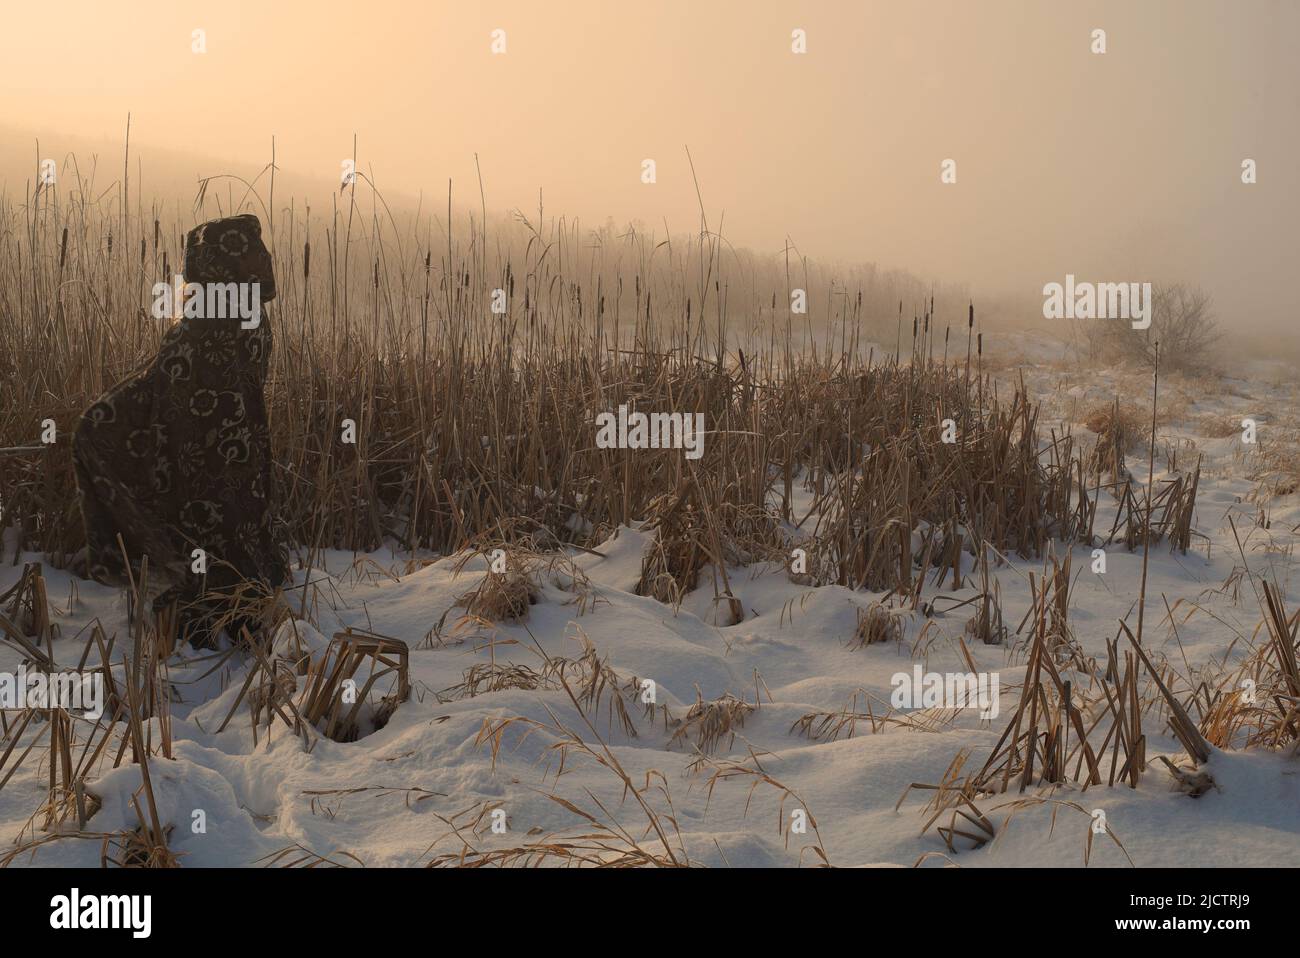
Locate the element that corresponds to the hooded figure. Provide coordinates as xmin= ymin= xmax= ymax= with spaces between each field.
xmin=73 ymin=213 xmax=288 ymax=645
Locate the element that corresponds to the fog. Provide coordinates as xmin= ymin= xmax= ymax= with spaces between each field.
xmin=3 ymin=0 xmax=1296 ymax=349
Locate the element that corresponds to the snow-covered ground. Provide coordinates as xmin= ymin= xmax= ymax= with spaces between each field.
xmin=2 ymin=343 xmax=1298 ymax=868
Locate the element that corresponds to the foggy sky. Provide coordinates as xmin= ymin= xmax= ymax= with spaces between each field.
xmin=2 ymin=0 xmax=1296 ymax=339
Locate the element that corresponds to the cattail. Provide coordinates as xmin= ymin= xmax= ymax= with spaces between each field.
xmin=968 ymin=301 xmax=974 ymax=328
xmin=303 ymin=241 xmax=311 ymax=279
xmin=58 ymin=227 xmax=68 ymax=270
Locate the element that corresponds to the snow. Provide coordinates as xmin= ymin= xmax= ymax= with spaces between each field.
xmin=2 ymin=348 xmax=1299 ymax=868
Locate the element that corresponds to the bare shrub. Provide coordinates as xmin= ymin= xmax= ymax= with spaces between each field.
xmin=1089 ymin=283 xmax=1221 ymax=374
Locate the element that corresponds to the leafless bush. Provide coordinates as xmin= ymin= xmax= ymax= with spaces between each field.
xmin=1088 ymin=284 xmax=1221 ymax=374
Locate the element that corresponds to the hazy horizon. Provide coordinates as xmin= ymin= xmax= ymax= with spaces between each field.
xmin=3 ymin=0 xmax=1296 ymax=343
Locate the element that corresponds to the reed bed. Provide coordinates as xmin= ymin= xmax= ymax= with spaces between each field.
xmin=2 ymin=162 xmax=1136 ymax=614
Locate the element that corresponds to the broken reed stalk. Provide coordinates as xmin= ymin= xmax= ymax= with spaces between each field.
xmin=1134 ymin=342 xmax=1159 ymax=646
xmin=1118 ymin=620 xmax=1211 ymax=765
xmin=971 ymin=570 xmax=1153 ymax=793
xmin=1200 ymin=580 xmax=1300 ymax=751
xmin=298 ymin=630 xmax=410 ymax=742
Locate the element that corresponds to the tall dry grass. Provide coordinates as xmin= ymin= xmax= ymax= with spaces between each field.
xmin=0 ymin=155 xmax=1124 ymax=616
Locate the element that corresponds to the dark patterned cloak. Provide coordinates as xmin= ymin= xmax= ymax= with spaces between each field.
xmin=73 ymin=214 xmax=288 ymax=629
